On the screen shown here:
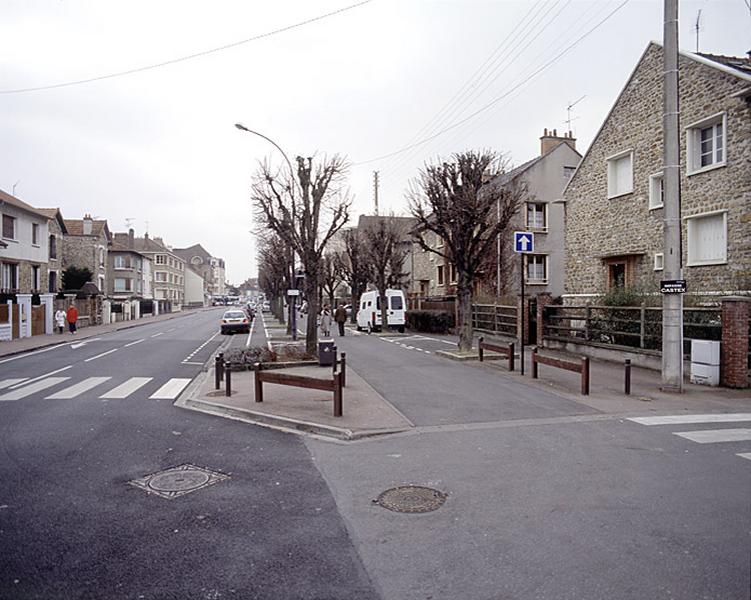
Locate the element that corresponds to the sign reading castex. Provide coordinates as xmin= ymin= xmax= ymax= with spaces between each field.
xmin=660 ymin=279 xmax=687 ymax=294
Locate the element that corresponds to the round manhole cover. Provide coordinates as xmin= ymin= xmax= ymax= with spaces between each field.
xmin=148 ymin=469 xmax=211 ymax=493
xmin=375 ymin=486 xmax=447 ymax=513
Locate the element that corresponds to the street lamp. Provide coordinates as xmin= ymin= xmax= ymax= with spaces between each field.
xmin=235 ymin=123 xmax=299 ymax=340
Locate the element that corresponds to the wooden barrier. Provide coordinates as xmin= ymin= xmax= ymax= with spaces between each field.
xmin=254 ymin=363 xmax=344 ymax=417
xmin=478 ymin=336 xmax=515 ymax=372
xmin=531 ymin=348 xmax=590 ymax=395
xmin=332 ymin=351 xmax=347 ymax=387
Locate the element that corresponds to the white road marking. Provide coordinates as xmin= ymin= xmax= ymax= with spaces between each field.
xmin=0 ymin=377 xmax=70 ymax=401
xmin=245 ymin=313 xmax=256 ymax=347
xmin=0 ymin=378 xmax=28 ymax=390
xmin=736 ymin=453 xmax=751 ymax=461
xmin=84 ymin=348 xmax=119 ymax=362
xmin=181 ymin=361 xmax=204 ymax=365
xmin=46 ymin=377 xmax=111 ymax=399
xmin=149 ymin=378 xmax=191 ymax=400
xmin=9 ymin=365 xmax=72 ymax=389
xmin=673 ymin=429 xmax=751 ymax=444
xmin=183 ymin=331 xmax=220 ymax=363
xmin=124 ymin=339 xmax=145 ymax=347
xmin=0 ymin=344 xmax=65 ymax=364
xmin=100 ymin=377 xmax=153 ymax=399
xmin=629 ymin=414 xmax=751 ymax=426
xmin=151 ymin=332 xmax=164 ymax=338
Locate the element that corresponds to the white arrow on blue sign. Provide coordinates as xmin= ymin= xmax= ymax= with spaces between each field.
xmin=513 ymin=231 xmax=534 ymax=253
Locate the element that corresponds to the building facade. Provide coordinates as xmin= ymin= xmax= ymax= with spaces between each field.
xmin=0 ymin=190 xmax=50 ymax=294
xmin=37 ymin=208 xmax=67 ymax=293
xmin=133 ymin=234 xmax=185 ymax=311
xmin=173 ymin=244 xmax=225 ymax=300
xmin=109 ymin=230 xmax=154 ymax=301
xmin=563 ymin=43 xmax=751 ymax=302
xmin=62 ymin=215 xmax=112 ymax=294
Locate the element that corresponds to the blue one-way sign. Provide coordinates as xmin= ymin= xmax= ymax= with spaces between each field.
xmin=513 ymin=231 xmax=534 ymax=253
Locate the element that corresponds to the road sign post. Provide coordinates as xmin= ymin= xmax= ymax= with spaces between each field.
xmin=288 ymin=289 xmax=300 ymax=341
xmin=513 ymin=232 xmax=534 ymax=376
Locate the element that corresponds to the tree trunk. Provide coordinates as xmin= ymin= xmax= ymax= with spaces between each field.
xmin=456 ymin=278 xmax=473 ymax=352
xmin=304 ymin=272 xmax=319 ymax=356
xmin=351 ymin=288 xmax=360 ymax=324
xmin=379 ymin=288 xmax=388 ymax=332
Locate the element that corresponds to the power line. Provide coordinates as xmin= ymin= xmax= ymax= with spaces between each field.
xmin=0 ymin=0 xmax=375 ymax=95
xmin=354 ymin=0 xmax=630 ymax=166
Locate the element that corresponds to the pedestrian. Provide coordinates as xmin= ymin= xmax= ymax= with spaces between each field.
xmin=319 ymin=305 xmax=332 ymax=338
xmin=66 ymin=304 xmax=79 ymax=334
xmin=54 ymin=308 xmax=66 ymax=334
xmin=334 ymin=303 xmax=347 ymax=337
xmin=300 ymin=299 xmax=308 ymax=315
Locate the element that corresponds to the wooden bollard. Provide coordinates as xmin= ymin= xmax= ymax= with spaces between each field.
xmin=581 ymin=357 xmax=590 ymax=396
xmin=479 ymin=336 xmax=484 ymax=362
xmin=225 ymin=362 xmax=232 ymax=397
xmin=624 ymin=359 xmax=631 ymax=395
xmin=254 ymin=362 xmax=263 ymax=403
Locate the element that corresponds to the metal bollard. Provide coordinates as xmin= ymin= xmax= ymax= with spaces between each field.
xmin=214 ymin=354 xmax=222 ymax=390
xmin=340 ymin=352 xmax=346 ymax=388
xmin=225 ymin=362 xmax=232 ymax=397
xmin=218 ymin=352 xmax=224 ymax=382
xmin=479 ymin=336 xmax=484 ymax=362
xmin=624 ymin=359 xmax=631 ymax=395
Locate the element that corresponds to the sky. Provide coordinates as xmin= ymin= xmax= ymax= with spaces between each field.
xmin=2 ymin=0 xmax=749 ymax=284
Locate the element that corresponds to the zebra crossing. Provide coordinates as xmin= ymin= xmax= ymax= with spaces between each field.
xmin=628 ymin=413 xmax=751 ymax=461
xmin=0 ymin=375 xmax=192 ymax=402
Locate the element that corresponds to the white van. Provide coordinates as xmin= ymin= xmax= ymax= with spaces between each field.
xmin=356 ymin=289 xmax=406 ymax=333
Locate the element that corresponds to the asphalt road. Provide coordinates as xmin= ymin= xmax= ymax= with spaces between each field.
xmin=301 ymin=321 xmax=751 ymax=600
xmin=0 ymin=308 xmax=377 ymax=600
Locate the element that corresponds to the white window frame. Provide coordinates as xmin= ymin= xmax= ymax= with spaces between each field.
xmin=686 ymin=112 xmax=726 ymax=176
xmin=684 ymin=209 xmax=728 ymax=267
xmin=526 ymin=254 xmax=548 ymax=285
xmin=114 ymin=255 xmax=128 ymax=269
xmin=31 ymin=223 xmax=39 ymax=246
xmin=32 ymin=265 xmax=40 ymax=290
xmin=437 ymin=265 xmax=445 ymax=286
xmin=114 ymin=278 xmax=130 ymax=292
xmin=155 ymin=271 xmax=167 ymax=283
xmin=606 ymin=149 xmax=633 ymax=199
xmin=648 ymin=172 xmax=664 ymax=210
xmin=653 ymin=253 xmax=664 ymax=271
xmin=2 ymin=214 xmax=16 ymax=240
xmin=526 ymin=202 xmax=547 ymax=231
xmin=2 ymin=262 xmax=19 ymax=290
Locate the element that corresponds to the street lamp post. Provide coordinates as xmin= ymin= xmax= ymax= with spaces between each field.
xmin=235 ymin=123 xmax=298 ymax=341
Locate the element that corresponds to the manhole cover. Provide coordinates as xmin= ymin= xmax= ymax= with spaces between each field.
xmin=129 ymin=464 xmax=229 ymax=499
xmin=374 ymin=486 xmax=447 ymax=513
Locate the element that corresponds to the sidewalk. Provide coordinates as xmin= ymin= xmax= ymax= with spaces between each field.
xmin=0 ymin=307 xmax=217 ymax=359
xmin=179 ymin=364 xmax=412 ymax=441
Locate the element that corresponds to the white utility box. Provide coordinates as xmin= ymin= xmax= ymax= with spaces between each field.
xmin=690 ymin=339 xmax=720 ymax=386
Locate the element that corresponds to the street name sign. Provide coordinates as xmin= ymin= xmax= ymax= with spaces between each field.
xmin=660 ymin=279 xmax=686 ymax=294
xmin=287 ymin=289 xmax=300 ymax=296
xmin=513 ymin=231 xmax=534 ymax=253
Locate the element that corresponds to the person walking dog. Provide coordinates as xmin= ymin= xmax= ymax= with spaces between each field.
xmin=66 ymin=304 xmax=79 ymax=334
xmin=334 ymin=304 xmax=347 ymax=337
xmin=54 ymin=308 xmax=66 ymax=334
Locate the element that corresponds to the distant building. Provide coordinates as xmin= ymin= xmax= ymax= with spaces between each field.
xmin=563 ymin=43 xmax=751 ymax=302
xmin=172 ymin=243 xmax=225 ymax=301
xmin=109 ymin=230 xmax=154 ymax=301
xmin=63 ymin=214 xmax=112 ymax=294
xmin=132 ymin=234 xmax=185 ymax=312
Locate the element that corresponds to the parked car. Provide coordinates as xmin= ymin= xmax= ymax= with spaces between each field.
xmin=356 ymin=290 xmax=406 ymax=333
xmin=220 ymin=309 xmax=250 ymax=334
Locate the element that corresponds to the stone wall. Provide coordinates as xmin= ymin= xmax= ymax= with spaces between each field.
xmin=563 ymin=43 xmax=751 ymax=302
xmin=62 ymin=233 xmax=109 ymax=291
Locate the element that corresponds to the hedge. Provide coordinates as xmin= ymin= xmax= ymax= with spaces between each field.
xmin=406 ymin=310 xmax=455 ymax=333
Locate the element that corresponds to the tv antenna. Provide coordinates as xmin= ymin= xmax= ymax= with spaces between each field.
xmin=565 ymin=95 xmax=586 ymax=133
xmin=373 ymin=170 xmax=380 ymax=216
xmin=695 ymin=10 xmax=702 ymax=52
xmin=125 ymin=217 xmax=135 ymax=229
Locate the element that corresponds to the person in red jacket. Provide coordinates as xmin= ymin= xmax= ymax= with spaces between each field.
xmin=66 ymin=304 xmax=79 ymax=334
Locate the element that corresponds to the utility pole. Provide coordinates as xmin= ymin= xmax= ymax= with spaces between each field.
xmin=662 ymin=0 xmax=683 ymax=392
xmin=373 ymin=171 xmax=379 ymax=216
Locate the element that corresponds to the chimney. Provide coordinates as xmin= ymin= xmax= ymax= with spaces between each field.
xmin=540 ymin=128 xmax=577 ymax=156
xmin=83 ymin=214 xmax=93 ymax=235
xmin=128 ymin=228 xmax=135 ymax=249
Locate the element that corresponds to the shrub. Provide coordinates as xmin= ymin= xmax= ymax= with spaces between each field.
xmin=406 ymin=310 xmax=455 ymax=333
xmin=224 ymin=346 xmax=277 ymax=369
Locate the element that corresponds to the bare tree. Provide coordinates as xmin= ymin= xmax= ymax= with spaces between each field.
xmin=362 ymin=216 xmax=408 ymax=331
xmin=252 ymin=155 xmax=351 ymax=354
xmin=257 ymin=233 xmax=290 ymax=322
xmin=319 ymin=252 xmax=343 ymax=309
xmin=408 ymin=150 xmax=525 ymax=351
xmin=336 ymin=228 xmax=370 ymax=323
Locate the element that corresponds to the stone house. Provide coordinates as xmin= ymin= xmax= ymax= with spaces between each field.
xmin=563 ymin=43 xmax=751 ymax=303
xmin=173 ymin=244 xmax=225 ymax=300
xmin=36 ymin=208 xmax=68 ymax=293
xmin=62 ymin=215 xmax=112 ymax=294
xmin=411 ymin=133 xmax=581 ymax=301
xmin=133 ymin=234 xmax=185 ymax=312
xmin=0 ymin=190 xmax=50 ymax=294
xmin=109 ymin=230 xmax=154 ymax=301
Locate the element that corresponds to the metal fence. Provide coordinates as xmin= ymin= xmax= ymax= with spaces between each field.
xmin=471 ymin=304 xmax=517 ymax=337
xmin=543 ymin=305 xmax=721 ymax=356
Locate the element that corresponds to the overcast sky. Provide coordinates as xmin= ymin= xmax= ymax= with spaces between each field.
xmin=2 ymin=0 xmax=749 ymax=284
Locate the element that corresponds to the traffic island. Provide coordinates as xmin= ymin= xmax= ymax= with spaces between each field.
xmin=179 ymin=363 xmax=412 ymax=441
